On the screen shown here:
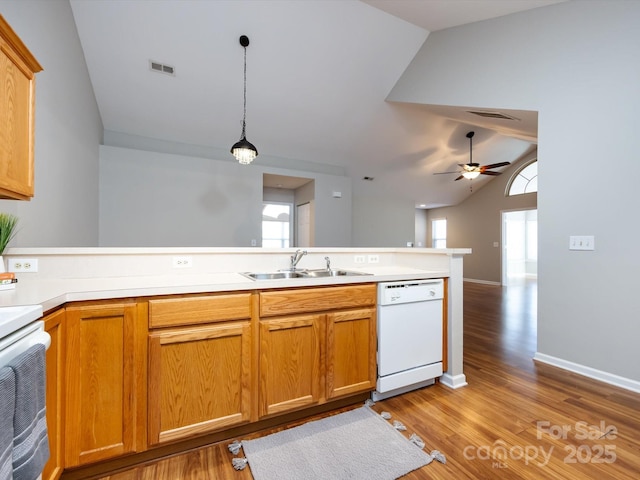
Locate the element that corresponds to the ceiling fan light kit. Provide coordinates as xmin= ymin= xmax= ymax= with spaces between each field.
xmin=230 ymin=35 xmax=258 ymax=165
xmin=461 ymin=170 xmax=481 ymax=180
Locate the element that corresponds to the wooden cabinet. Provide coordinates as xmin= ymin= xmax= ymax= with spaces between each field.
xmin=43 ymin=309 xmax=65 ymax=480
xmin=147 ymin=293 xmax=253 ymax=445
xmin=0 ymin=15 xmax=42 ymax=200
xmin=55 ymin=283 xmax=377 ymax=473
xmin=259 ymin=314 xmax=322 ymax=417
xmin=64 ymin=301 xmax=145 ymax=467
xmin=148 ymin=292 xmax=252 ymax=328
xmin=258 ymin=284 xmax=377 ymax=418
xmin=326 ymin=308 xmax=376 ymax=399
xmin=259 ymin=284 xmax=376 ymax=317
xmin=148 ymin=322 xmax=252 ymax=445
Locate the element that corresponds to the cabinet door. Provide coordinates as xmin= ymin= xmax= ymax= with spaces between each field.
xmin=326 ymin=308 xmax=377 ymax=399
xmin=64 ymin=302 xmax=141 ymax=467
xmin=43 ymin=309 xmax=65 ymax=480
xmin=259 ymin=315 xmax=322 ymax=417
xmin=0 ymin=16 xmax=42 ymax=200
xmin=148 ymin=322 xmax=252 ymax=445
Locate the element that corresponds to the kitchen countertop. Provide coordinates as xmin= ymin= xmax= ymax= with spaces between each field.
xmin=0 ymin=266 xmax=449 ymax=313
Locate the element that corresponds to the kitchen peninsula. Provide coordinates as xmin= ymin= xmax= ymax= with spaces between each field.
xmin=1 ymin=247 xmax=469 ymax=479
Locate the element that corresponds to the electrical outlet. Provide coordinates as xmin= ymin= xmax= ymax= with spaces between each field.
xmin=8 ymin=258 xmax=39 ymax=272
xmin=172 ymin=256 xmax=193 ymax=268
xmin=354 ymin=255 xmax=366 ymax=264
xmin=368 ymin=254 xmax=380 ymax=264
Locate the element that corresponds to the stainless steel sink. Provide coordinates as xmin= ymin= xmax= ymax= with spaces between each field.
xmin=241 ymin=269 xmax=370 ymax=280
xmin=302 ymin=269 xmax=370 ymax=278
xmin=241 ymin=271 xmax=308 ymax=280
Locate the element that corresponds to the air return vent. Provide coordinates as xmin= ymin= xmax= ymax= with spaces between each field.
xmin=466 ymin=110 xmax=519 ymax=121
xmin=149 ymin=60 xmax=175 ymax=76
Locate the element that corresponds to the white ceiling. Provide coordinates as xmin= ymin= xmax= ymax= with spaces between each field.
xmin=361 ymin=0 xmax=566 ymax=32
xmin=69 ymin=0 xmax=561 ymax=208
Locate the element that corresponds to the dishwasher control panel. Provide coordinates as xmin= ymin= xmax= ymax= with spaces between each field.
xmin=378 ymin=279 xmax=444 ymax=305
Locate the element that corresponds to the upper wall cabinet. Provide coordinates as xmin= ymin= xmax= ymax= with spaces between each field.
xmin=0 ymin=15 xmax=42 ymax=200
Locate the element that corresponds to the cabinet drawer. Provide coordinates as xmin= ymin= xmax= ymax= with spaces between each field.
xmin=260 ymin=284 xmax=376 ymax=317
xmin=149 ymin=293 xmax=252 ymax=328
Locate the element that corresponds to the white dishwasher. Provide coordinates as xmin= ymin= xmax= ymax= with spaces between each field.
xmin=372 ymin=279 xmax=444 ymax=401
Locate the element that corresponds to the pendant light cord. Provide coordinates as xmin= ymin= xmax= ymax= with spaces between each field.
xmin=241 ymin=45 xmax=247 ymax=138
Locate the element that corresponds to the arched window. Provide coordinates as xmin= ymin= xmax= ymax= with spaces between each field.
xmin=508 ymin=160 xmax=537 ymax=196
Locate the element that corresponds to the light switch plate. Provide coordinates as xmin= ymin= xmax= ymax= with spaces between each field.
xmin=569 ymin=235 xmax=595 ymax=251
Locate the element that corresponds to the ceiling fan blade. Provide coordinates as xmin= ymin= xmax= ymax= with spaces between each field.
xmin=454 ymin=175 xmax=465 ymax=181
xmin=433 ymin=171 xmax=460 ymax=175
xmin=480 ymin=170 xmax=502 ymax=176
xmin=481 ymin=162 xmax=510 ymax=170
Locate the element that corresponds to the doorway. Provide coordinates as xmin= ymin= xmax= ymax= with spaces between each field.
xmin=263 ymin=174 xmax=314 ymax=247
xmin=501 ymin=209 xmax=537 ymax=286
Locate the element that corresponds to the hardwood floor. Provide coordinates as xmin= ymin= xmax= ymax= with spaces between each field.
xmin=96 ymin=281 xmax=640 ymax=479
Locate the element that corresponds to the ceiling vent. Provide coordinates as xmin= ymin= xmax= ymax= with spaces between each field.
xmin=466 ymin=110 xmax=519 ymax=121
xmin=149 ymin=60 xmax=175 ymax=76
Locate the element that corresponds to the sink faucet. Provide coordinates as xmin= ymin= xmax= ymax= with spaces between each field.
xmin=324 ymin=256 xmax=331 ymax=271
xmin=290 ymin=249 xmax=307 ymax=270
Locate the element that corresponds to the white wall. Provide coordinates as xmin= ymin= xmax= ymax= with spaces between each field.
xmin=264 ymin=187 xmax=295 ymax=205
xmin=0 ymin=0 xmax=102 ymax=246
xmin=352 ymin=194 xmax=416 ymax=247
xmin=389 ymin=1 xmax=640 ymax=382
xmin=310 ymin=173 xmax=351 ymax=247
xmin=99 ymin=146 xmax=263 ymax=246
xmin=99 ymin=144 xmax=352 ymax=247
xmin=414 ymin=208 xmax=427 ymax=247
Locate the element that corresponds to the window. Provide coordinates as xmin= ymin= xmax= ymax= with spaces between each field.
xmin=432 ymin=218 xmax=447 ymax=248
xmin=262 ymin=203 xmax=291 ymax=248
xmin=508 ymin=160 xmax=537 ymax=196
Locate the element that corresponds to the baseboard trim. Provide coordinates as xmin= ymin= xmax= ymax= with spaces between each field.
xmin=440 ymin=373 xmax=468 ymax=389
xmin=463 ymin=278 xmax=501 ymax=286
xmin=533 ymin=352 xmax=640 ymax=393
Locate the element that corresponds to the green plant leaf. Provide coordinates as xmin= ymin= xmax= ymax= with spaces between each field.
xmin=0 ymin=213 xmax=19 ymax=255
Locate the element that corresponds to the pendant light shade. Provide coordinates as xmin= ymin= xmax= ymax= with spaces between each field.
xmin=231 ymin=35 xmax=258 ymax=165
xmin=231 ymin=137 xmax=258 ymax=165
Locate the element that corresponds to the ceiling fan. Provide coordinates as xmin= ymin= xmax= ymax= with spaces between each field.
xmin=434 ymin=131 xmax=510 ymax=181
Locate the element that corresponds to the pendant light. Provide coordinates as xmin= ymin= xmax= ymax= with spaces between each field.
xmin=230 ymin=35 xmax=258 ymax=165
